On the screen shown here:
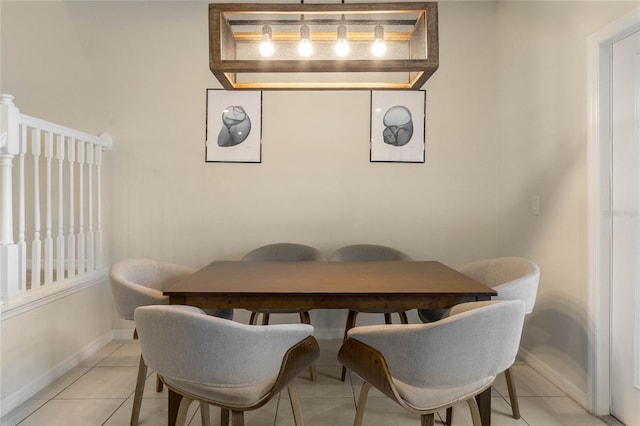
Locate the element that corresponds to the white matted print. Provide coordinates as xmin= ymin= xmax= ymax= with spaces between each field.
xmin=206 ymin=90 xmax=262 ymax=163
xmin=370 ymin=90 xmax=425 ymax=163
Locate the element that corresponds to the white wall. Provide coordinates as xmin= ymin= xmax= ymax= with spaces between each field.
xmin=1 ymin=0 xmax=501 ymax=331
xmin=1 ymin=0 xmax=637 ymax=410
xmin=494 ymin=2 xmax=637 ymax=406
xmin=0 ymin=276 xmax=113 ymax=411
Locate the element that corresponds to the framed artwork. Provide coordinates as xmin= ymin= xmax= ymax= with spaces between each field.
xmin=206 ymin=89 xmax=262 ymax=163
xmin=370 ymin=90 xmax=425 ymax=163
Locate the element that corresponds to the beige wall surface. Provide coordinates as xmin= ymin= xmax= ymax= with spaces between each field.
xmin=494 ymin=2 xmax=637 ymax=402
xmin=1 ymin=0 xmax=636 ymax=407
xmin=0 ymin=281 xmax=113 ymax=402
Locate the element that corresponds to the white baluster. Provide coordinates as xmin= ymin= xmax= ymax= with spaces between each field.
xmin=77 ymin=140 xmax=85 ymax=275
xmin=95 ymin=146 xmax=103 ymax=269
xmin=31 ymin=128 xmax=42 ymax=289
xmin=3 ymin=98 xmax=113 ymax=293
xmin=17 ymin=124 xmax=27 ymax=291
xmin=55 ymin=134 xmax=65 ymax=281
xmin=0 ymin=94 xmax=19 ymax=300
xmin=43 ymin=132 xmax=53 ymax=285
xmin=86 ymin=144 xmax=94 ymax=272
xmin=67 ymin=138 xmax=75 ymax=278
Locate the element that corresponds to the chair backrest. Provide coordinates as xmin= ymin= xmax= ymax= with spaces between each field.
xmin=135 ymin=305 xmax=315 ymax=386
xmin=109 ymin=258 xmax=195 ymax=320
xmin=330 ymin=244 xmax=411 ymax=262
xmin=348 ymin=300 xmax=525 ymax=388
xmin=241 ymin=243 xmax=323 ymax=261
xmin=459 ymin=257 xmax=540 ymax=314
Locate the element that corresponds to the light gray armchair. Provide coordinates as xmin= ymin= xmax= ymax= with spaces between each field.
xmin=330 ymin=244 xmax=412 ymax=381
xmin=109 ymin=258 xmax=233 ymax=426
xmin=339 ymin=300 xmax=526 ymax=426
xmin=134 ymin=305 xmax=320 ymax=426
xmin=417 ymin=256 xmax=540 ymax=421
xmin=242 ymin=243 xmax=322 ymax=381
xmin=241 ymin=243 xmax=323 ymax=326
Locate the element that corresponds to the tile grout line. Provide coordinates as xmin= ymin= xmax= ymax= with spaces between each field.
xmin=14 ymin=343 xmax=127 ymax=425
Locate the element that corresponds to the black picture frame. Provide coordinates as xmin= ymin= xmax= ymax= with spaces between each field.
xmin=206 ymin=89 xmax=262 ymax=163
xmin=370 ymin=90 xmax=426 ymax=163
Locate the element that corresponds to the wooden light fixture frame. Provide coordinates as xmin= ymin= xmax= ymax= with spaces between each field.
xmin=209 ymin=2 xmax=439 ymax=90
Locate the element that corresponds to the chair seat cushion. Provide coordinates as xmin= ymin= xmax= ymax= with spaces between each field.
xmin=392 ymin=376 xmax=495 ymax=411
xmin=202 ymin=308 xmax=234 ymax=320
xmin=417 ymin=308 xmax=448 ymax=323
xmin=163 ymin=375 xmax=278 ymax=408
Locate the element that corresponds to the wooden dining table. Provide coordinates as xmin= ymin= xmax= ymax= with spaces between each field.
xmin=163 ymin=260 xmax=498 ymax=426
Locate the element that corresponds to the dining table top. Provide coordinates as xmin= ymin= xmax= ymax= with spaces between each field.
xmin=163 ymin=260 xmax=497 ymax=310
xmin=163 ymin=259 xmax=499 ymax=426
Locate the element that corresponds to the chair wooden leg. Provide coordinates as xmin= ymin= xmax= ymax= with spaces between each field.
xmin=354 ymin=382 xmax=372 ymax=426
xmin=308 ymin=362 xmax=317 ymax=382
xmin=298 ymin=311 xmax=316 ymax=381
xmin=130 ymin=354 xmax=147 ymax=426
xmin=445 ymin=407 xmax=453 ymax=425
xmin=200 ymin=402 xmax=210 ymax=426
xmin=342 ymin=310 xmax=358 ymax=381
xmin=249 ymin=311 xmax=258 ymax=325
xmin=505 ymin=366 xmax=521 ymax=419
xmin=344 ymin=311 xmax=358 ymax=339
xmin=176 ymin=396 xmax=194 ymax=426
xmin=231 ymin=410 xmax=245 ymax=426
xmin=156 ymin=374 xmax=163 ymax=392
xmin=399 ymin=311 xmax=409 ymax=324
xmin=287 ymin=384 xmax=305 ymax=426
xmin=384 ymin=313 xmax=393 ymax=324
xmin=220 ymin=408 xmax=230 ymax=426
xmin=299 ymin=311 xmax=311 ymax=324
xmin=421 ymin=413 xmax=435 ymax=426
xmin=261 ymin=313 xmax=270 ymax=325
xmin=466 ymin=397 xmax=482 ymax=426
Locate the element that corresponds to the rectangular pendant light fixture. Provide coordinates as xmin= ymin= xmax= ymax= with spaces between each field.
xmin=209 ymin=2 xmax=439 ymax=90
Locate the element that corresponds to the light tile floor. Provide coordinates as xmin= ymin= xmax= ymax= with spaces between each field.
xmin=1 ymin=339 xmax=616 ymax=426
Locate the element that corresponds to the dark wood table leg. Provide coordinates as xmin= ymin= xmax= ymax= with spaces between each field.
xmin=168 ymin=388 xmax=182 ymax=426
xmin=475 ymin=387 xmax=492 ymax=426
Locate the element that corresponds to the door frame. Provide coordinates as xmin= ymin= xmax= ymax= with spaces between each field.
xmin=587 ymin=7 xmax=640 ymax=416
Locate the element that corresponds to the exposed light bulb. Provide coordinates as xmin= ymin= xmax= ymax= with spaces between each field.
xmin=298 ymin=23 xmax=312 ymax=57
xmin=371 ymin=25 xmax=386 ymax=57
xmin=372 ymin=39 xmax=386 ymax=57
xmin=259 ymin=41 xmax=274 ymax=57
xmin=335 ymin=24 xmax=349 ymax=57
xmin=259 ymin=25 xmax=274 ymax=57
xmin=335 ymin=39 xmax=349 ymax=57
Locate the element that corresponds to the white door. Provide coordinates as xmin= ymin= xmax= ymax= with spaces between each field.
xmin=611 ymin=29 xmax=640 ymax=426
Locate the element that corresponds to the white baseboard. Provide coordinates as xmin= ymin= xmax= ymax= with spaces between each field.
xmin=314 ymin=328 xmax=344 ymax=340
xmin=0 ymin=330 xmax=114 ymax=417
xmin=111 ymin=328 xmax=135 ymax=340
xmin=519 ymin=346 xmax=589 ymax=409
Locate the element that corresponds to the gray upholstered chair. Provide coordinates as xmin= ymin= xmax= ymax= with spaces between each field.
xmin=242 ymin=243 xmax=324 ymax=381
xmin=109 ymin=258 xmax=233 ymax=426
xmin=241 ymin=243 xmax=323 ymax=326
xmin=134 ymin=305 xmax=319 ymax=426
xmin=417 ymin=256 xmax=540 ymax=422
xmin=241 ymin=243 xmax=322 ymax=380
xmin=330 ymin=244 xmax=412 ymax=381
xmin=241 ymin=243 xmax=323 ymax=325
xmin=339 ymin=300 xmax=526 ymax=426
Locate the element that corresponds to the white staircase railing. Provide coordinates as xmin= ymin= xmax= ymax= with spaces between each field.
xmin=0 ymin=94 xmax=112 ymax=303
